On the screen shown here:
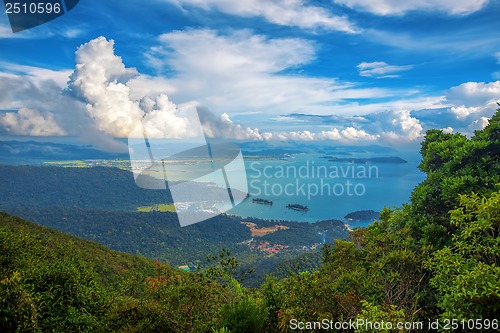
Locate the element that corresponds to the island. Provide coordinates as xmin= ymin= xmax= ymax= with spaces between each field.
xmin=344 ymin=210 xmax=380 ymax=221
xmin=286 ymin=204 xmax=309 ymax=212
xmin=327 ymin=156 xmax=407 ymax=164
xmin=252 ymin=198 xmax=273 ymax=205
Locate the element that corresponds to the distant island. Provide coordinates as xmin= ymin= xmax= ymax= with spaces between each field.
xmin=252 ymin=198 xmax=273 ymax=205
xmin=326 ymin=156 xmax=407 ymax=164
xmin=344 ymin=210 xmax=380 ymax=221
xmin=286 ymin=204 xmax=309 ymax=212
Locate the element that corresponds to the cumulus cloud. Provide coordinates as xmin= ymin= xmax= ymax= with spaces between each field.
xmin=0 ymin=108 xmax=66 ymax=136
xmin=284 ymin=127 xmax=377 ymax=142
xmin=198 ymin=108 xmax=266 ymax=140
xmin=357 ymin=61 xmax=413 ymax=78
xmin=341 ymin=127 xmax=378 ymax=141
xmin=450 ymin=105 xmax=481 ymax=119
xmin=405 ymin=81 xmax=500 ymax=138
xmin=441 ymin=127 xmax=454 ymax=134
xmin=447 ymin=81 xmax=500 ymax=106
xmin=333 ymin=0 xmax=488 ymax=16
xmin=444 ymin=81 xmax=500 ymax=134
xmin=197 ymin=109 xmax=380 ymax=143
xmin=68 ymin=37 xmax=143 ymax=137
xmin=469 ymin=117 xmax=490 ymax=131
xmin=68 ymin=37 xmax=204 ymax=140
xmin=168 ymin=0 xmax=358 ymax=33
xmin=365 ymin=109 xmax=424 ymax=142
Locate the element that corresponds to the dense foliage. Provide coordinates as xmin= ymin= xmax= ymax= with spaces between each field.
xmin=0 ymin=166 xmax=171 ymax=210
xmin=1 ymin=106 xmax=500 ymax=331
xmin=257 ymin=106 xmax=500 ymax=330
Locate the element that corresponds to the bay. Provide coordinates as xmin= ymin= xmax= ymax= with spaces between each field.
xmin=228 ymin=150 xmax=425 ymax=227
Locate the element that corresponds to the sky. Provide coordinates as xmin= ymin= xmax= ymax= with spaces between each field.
xmin=0 ymin=0 xmax=499 ymax=152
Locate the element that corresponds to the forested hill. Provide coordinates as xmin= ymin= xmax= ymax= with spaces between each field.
xmin=0 ymin=165 xmax=172 ymax=210
xmin=0 ymin=164 xmax=349 ymax=288
xmin=2 ymin=107 xmax=500 ymax=332
xmin=0 ymin=212 xmax=242 ymax=332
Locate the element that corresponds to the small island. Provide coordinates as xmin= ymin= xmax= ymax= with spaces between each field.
xmin=286 ymin=204 xmax=309 ymax=212
xmin=328 ymin=156 xmax=407 ymax=164
xmin=344 ymin=210 xmax=380 ymax=221
xmin=252 ymin=198 xmax=273 ymax=205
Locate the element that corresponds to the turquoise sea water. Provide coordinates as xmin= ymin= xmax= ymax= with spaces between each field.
xmin=228 ymin=150 xmax=425 ymax=227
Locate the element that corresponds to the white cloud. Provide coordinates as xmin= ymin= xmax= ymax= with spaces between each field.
xmin=154 ymin=29 xmax=315 ymax=75
xmin=316 ymin=128 xmax=342 ymax=140
xmin=450 ymin=105 xmax=481 ymax=119
xmin=469 ymin=117 xmax=490 ymax=131
xmin=199 ymin=110 xmax=265 ymax=140
xmin=262 ymin=127 xmax=378 ymax=142
xmin=447 ymin=81 xmax=500 ymax=106
xmin=168 ymin=0 xmax=358 ymax=33
xmin=127 ymin=75 xmax=179 ymax=101
xmin=341 ymin=127 xmax=378 ymax=141
xmin=60 ymin=28 xmax=85 ymax=39
xmin=441 ymin=127 xmax=454 ymax=134
xmin=0 ymin=108 xmax=66 ymax=136
xmin=146 ymin=29 xmax=399 ymax=115
xmin=357 ymin=61 xmax=413 ymax=78
xmin=3 ymin=36 xmax=498 ymax=148
xmin=68 ymin=37 xmax=144 ymax=137
xmin=0 ymin=62 xmax=131 ymax=151
xmin=333 ymin=0 xmax=488 ymax=16
xmin=367 ymin=109 xmax=424 ymax=142
xmin=0 ymin=63 xmax=72 ymax=87
xmin=410 ymin=81 xmax=499 ymax=137
xmin=68 ymin=37 xmax=210 ymax=140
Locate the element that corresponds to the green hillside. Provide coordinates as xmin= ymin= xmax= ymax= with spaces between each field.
xmin=0 ymin=164 xmax=348 ymax=288
xmin=0 ymin=166 xmax=171 ymax=210
xmin=2 ymin=106 xmax=500 ymax=332
xmin=0 ymin=212 xmax=244 ymax=333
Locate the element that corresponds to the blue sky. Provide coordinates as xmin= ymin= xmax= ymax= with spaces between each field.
xmin=0 ymin=0 xmax=499 ymax=151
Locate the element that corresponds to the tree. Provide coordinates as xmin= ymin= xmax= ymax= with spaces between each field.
xmin=426 ymin=191 xmax=500 ymax=319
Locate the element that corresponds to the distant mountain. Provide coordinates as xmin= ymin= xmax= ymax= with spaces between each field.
xmin=0 ymin=140 xmax=402 ymax=165
xmin=326 ymin=156 xmax=408 ymax=164
xmin=0 ymin=140 xmax=127 ymax=163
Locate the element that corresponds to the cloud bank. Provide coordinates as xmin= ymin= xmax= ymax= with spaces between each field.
xmin=0 ymin=36 xmax=498 ymax=149
xmin=0 ymin=108 xmax=66 ymax=136
xmin=168 ymin=0 xmax=358 ymax=33
xmin=333 ymin=0 xmax=488 ymax=16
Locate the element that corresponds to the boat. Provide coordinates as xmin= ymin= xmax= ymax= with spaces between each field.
xmin=286 ymin=204 xmax=309 ymax=212
xmin=252 ymin=198 xmax=273 ymax=205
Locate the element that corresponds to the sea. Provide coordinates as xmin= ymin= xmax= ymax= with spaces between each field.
xmin=1 ymin=140 xmax=426 ymax=229
xmin=228 ymin=150 xmax=426 ymax=228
